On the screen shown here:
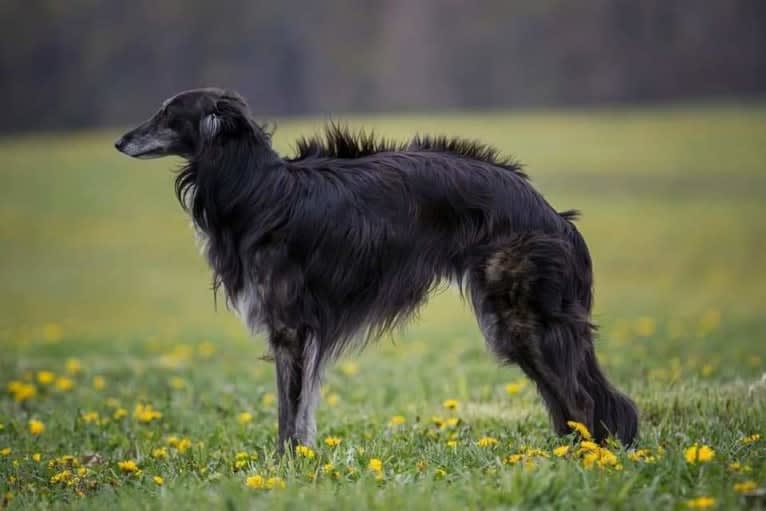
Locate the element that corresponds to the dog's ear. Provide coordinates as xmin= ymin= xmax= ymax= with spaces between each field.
xmin=200 ymin=113 xmax=221 ymax=140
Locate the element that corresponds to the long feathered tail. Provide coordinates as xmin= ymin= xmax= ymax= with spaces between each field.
xmin=565 ymin=216 xmax=639 ymax=444
xmin=479 ymin=218 xmax=639 ymax=445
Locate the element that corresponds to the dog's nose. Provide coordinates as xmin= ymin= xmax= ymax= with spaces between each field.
xmin=114 ymin=137 xmax=125 ymax=151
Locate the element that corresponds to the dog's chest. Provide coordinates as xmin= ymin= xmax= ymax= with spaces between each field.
xmin=230 ymin=283 xmax=267 ymax=334
xmin=192 ymin=225 xmax=267 ymax=335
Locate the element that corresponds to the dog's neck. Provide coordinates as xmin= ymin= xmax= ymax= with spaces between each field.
xmin=176 ymin=134 xmax=287 ymax=299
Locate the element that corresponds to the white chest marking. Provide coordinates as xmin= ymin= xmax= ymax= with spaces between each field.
xmin=191 ymin=224 xmax=266 ymax=334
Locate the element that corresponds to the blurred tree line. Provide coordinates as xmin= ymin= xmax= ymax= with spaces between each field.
xmin=1 ymin=0 xmax=764 ymax=133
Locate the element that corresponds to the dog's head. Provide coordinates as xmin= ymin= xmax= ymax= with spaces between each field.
xmin=115 ymin=88 xmax=255 ymax=159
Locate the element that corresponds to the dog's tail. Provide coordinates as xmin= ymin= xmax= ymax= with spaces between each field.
xmin=579 ymin=345 xmax=639 ymax=445
xmin=481 ymin=220 xmax=638 ymax=446
xmin=563 ymin=219 xmax=639 ymax=445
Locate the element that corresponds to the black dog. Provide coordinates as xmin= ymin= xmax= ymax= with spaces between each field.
xmin=115 ymin=88 xmax=638 ymax=449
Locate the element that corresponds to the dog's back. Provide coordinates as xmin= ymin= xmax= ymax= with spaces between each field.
xmin=279 ymin=139 xmax=572 ymax=349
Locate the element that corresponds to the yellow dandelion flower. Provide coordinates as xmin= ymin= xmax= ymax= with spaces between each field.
xmin=685 ymin=496 xmax=716 ymax=509
xmin=42 ymin=322 xmax=62 ymax=342
xmin=368 ymin=458 xmax=383 ymax=472
xmin=567 ymin=421 xmax=592 ymax=440
xmin=553 ymin=445 xmax=570 ymax=457
xmin=81 ymin=411 xmax=100 ymax=424
xmin=8 ymin=381 xmax=37 ymax=402
xmin=198 ymin=341 xmax=215 ymax=358
xmin=245 ymin=474 xmax=264 ymax=489
xmin=36 ymin=371 xmax=56 ymax=385
xmin=28 ymin=419 xmax=45 ymax=436
xmin=477 ymin=436 xmax=499 ymax=447
xmin=153 ymin=475 xmax=164 ymax=486
xmin=237 ymin=412 xmax=253 ymax=425
xmin=579 ymin=443 xmax=621 ymax=470
xmin=325 ymin=393 xmax=340 ymax=406
xmin=581 ymin=451 xmax=599 ymax=469
xmin=505 ymin=379 xmax=527 ymax=395
xmin=117 ymin=460 xmax=139 ymax=473
xmin=442 ymin=399 xmax=459 ymax=411
xmin=636 ymin=317 xmax=656 ymax=337
xmin=133 ymin=403 xmax=162 ymax=423
xmin=296 ymin=445 xmax=315 ymax=459
xmin=152 ymin=447 xmax=168 ymax=460
xmin=324 ymin=436 xmax=342 ymax=447
xmin=65 ymin=358 xmax=82 ymax=375
xmin=266 ymin=476 xmax=286 ymax=489
xmin=740 ymin=434 xmax=760 ymax=445
xmin=684 ymin=444 xmax=715 ymax=464
xmin=340 ymin=361 xmax=359 ymax=376
xmin=523 ymin=447 xmax=549 ymax=458
xmin=446 ymin=440 xmax=458 ymax=448
xmin=597 ymin=449 xmax=619 ymax=467
xmin=443 ymin=417 xmax=459 ymax=428
xmin=48 ymin=454 xmax=78 ymax=468
xmin=728 ymin=462 xmax=752 ymax=473
xmin=322 ymin=463 xmax=335 ymax=474
xmin=579 ymin=440 xmax=599 ymax=451
xmin=435 ymin=468 xmax=447 ymax=478
xmin=261 ymin=393 xmax=276 ymax=406
xmin=50 ymin=470 xmax=73 ymax=484
xmin=1 ymin=448 xmax=11 ymax=456
xmin=698 ymin=309 xmax=721 ymax=334
xmin=175 ymin=437 xmax=192 ymax=454
xmin=389 ymin=415 xmax=406 ymax=427
xmin=733 ymin=481 xmax=757 ymax=494
xmin=627 ymin=448 xmax=657 ymax=463
xmin=504 ymin=454 xmax=523 ymax=465
xmin=113 ymin=407 xmax=128 ymax=419
xmin=32 ymin=453 xmax=42 ymax=462
xmin=54 ymin=377 xmax=74 ymax=392
xmin=92 ymin=376 xmax=106 ymax=390
xmin=168 ymin=377 xmax=187 ymax=390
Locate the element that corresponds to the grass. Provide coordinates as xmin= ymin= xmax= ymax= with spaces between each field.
xmin=1 ymin=102 xmax=765 ymax=510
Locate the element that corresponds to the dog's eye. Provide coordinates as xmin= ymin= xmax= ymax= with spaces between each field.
xmin=168 ymin=118 xmax=185 ymax=131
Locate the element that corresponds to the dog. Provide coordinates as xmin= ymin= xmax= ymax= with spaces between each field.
xmin=115 ymin=88 xmax=638 ymax=449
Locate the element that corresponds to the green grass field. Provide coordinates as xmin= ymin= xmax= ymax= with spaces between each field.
xmin=1 ymin=102 xmax=765 ymax=510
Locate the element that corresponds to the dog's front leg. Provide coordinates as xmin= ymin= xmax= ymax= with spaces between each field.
xmin=271 ymin=329 xmax=303 ymax=452
xmin=294 ymin=337 xmax=321 ymax=447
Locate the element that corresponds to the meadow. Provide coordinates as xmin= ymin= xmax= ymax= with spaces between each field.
xmin=0 ymin=102 xmax=764 ymax=510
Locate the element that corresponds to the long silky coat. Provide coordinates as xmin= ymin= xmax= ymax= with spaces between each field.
xmin=115 ymin=88 xmax=638 ymax=449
